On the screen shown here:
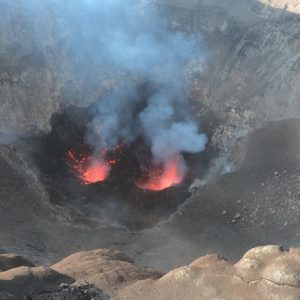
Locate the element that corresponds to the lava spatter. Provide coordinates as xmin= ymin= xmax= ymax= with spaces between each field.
xmin=137 ymin=155 xmax=187 ymax=191
xmin=67 ymin=150 xmax=110 ymax=185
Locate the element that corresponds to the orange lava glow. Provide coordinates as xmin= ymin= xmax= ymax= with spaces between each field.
xmin=137 ymin=156 xmax=186 ymax=191
xmin=67 ymin=150 xmax=110 ymax=185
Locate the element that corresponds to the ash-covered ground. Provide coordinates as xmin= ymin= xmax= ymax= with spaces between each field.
xmin=1 ymin=2 xmax=300 ymax=299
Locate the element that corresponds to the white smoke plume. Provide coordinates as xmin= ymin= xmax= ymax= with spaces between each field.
xmin=83 ymin=0 xmax=208 ymax=168
xmin=6 ymin=0 xmax=207 ymax=171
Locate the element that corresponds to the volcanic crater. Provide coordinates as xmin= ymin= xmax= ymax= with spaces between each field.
xmin=24 ymin=87 xmax=211 ymax=230
xmin=1 ymin=0 xmax=300 ymax=299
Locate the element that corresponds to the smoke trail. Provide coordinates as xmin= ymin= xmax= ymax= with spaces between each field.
xmin=86 ymin=86 xmax=141 ymax=150
xmin=82 ymin=0 xmax=207 ymax=171
xmin=7 ymin=0 xmax=207 ymax=177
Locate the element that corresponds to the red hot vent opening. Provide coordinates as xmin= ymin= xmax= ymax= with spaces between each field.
xmin=67 ymin=147 xmax=187 ymax=191
xmin=136 ymin=155 xmax=187 ymax=191
xmin=67 ymin=150 xmax=111 ymax=185
xmin=29 ymin=104 xmax=210 ymax=229
xmin=67 ymin=144 xmax=122 ymax=185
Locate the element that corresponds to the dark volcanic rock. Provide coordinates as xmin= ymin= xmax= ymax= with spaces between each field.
xmin=24 ymin=282 xmax=109 ymax=300
xmin=0 ymin=266 xmax=72 ymax=299
xmin=0 ymin=254 xmax=35 ymax=271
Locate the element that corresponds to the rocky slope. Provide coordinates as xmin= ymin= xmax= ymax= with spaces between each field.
xmin=1 ymin=117 xmax=300 ymax=272
xmin=1 ymin=245 xmax=300 ymax=299
xmin=157 ymin=0 xmax=300 ymax=155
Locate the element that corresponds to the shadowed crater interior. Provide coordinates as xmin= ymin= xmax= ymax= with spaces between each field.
xmin=24 ymin=85 xmax=215 ymax=230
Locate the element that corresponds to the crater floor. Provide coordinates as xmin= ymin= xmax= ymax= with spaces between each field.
xmin=0 ymin=119 xmax=300 ymax=273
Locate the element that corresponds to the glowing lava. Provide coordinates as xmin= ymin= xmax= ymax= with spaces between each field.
xmin=67 ymin=150 xmax=110 ymax=185
xmin=137 ymin=155 xmax=186 ymax=191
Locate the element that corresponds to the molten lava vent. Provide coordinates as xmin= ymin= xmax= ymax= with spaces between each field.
xmin=67 ymin=144 xmax=122 ymax=185
xmin=67 ymin=150 xmax=111 ymax=185
xmin=67 ymin=147 xmax=187 ymax=191
xmin=136 ymin=154 xmax=187 ymax=191
xmin=19 ymin=0 xmax=210 ymax=229
xmin=47 ymin=84 xmax=207 ymax=190
xmin=30 ymin=84 xmax=208 ymax=229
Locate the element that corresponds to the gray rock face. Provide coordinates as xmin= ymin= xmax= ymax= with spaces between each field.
xmin=0 ymin=0 xmax=119 ymax=135
xmin=158 ymin=0 xmax=300 ymax=154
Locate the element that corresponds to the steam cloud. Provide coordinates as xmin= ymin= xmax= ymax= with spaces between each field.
xmin=83 ymin=0 xmax=208 ymax=172
xmin=10 ymin=0 xmax=207 ymax=175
